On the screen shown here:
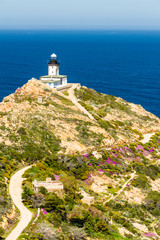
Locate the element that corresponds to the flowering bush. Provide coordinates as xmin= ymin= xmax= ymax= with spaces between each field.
xmin=144 ymin=232 xmax=156 ymax=237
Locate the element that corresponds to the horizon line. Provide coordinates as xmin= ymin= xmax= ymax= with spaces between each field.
xmin=1 ymin=28 xmax=160 ymax=31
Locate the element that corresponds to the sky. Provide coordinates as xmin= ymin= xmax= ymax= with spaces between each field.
xmin=0 ymin=0 xmax=160 ymax=30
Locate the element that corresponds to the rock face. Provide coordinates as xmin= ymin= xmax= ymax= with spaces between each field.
xmin=0 ymin=80 xmax=160 ymax=154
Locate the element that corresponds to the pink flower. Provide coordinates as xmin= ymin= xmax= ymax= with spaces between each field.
xmin=83 ymin=153 xmax=89 ymax=157
xmin=106 ymin=161 xmax=110 ymax=164
xmin=149 ymin=149 xmax=154 ymax=152
xmin=123 ymin=146 xmax=129 ymax=150
xmin=136 ymin=145 xmax=144 ymax=150
xmin=82 ymin=154 xmax=89 ymax=159
xmin=144 ymin=232 xmax=156 ymax=237
xmin=54 ymin=174 xmax=60 ymax=180
xmin=98 ymin=169 xmax=105 ymax=173
xmin=88 ymin=163 xmax=92 ymax=166
xmin=112 ymin=153 xmax=117 ymax=157
xmin=17 ymin=87 xmax=21 ymax=92
xmin=143 ymin=150 xmax=149 ymax=156
xmin=85 ymin=180 xmax=89 ymax=185
xmin=99 ymin=162 xmax=104 ymax=166
xmin=106 ymin=157 xmax=112 ymax=164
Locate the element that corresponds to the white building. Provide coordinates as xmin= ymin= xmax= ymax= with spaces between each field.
xmin=40 ymin=53 xmax=67 ymax=89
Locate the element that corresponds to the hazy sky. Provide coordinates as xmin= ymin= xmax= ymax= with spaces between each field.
xmin=0 ymin=0 xmax=160 ymax=30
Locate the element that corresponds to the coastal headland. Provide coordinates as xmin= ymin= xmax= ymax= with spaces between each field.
xmin=0 ymin=79 xmax=160 ymax=240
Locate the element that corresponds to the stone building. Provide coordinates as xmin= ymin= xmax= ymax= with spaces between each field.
xmin=32 ymin=178 xmax=63 ymax=193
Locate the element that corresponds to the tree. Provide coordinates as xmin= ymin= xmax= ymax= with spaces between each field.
xmin=44 ymin=193 xmax=66 ymax=220
xmin=61 ymin=176 xmax=80 ymax=204
xmin=44 ymin=193 xmax=63 ymax=211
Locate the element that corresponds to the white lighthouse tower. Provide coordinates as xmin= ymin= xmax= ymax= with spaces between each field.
xmin=48 ymin=53 xmax=59 ymax=76
xmin=40 ymin=53 xmax=67 ymax=89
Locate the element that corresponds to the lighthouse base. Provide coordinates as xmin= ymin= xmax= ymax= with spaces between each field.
xmin=39 ymin=75 xmax=67 ymax=89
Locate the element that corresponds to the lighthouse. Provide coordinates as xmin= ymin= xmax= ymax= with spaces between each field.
xmin=48 ymin=53 xmax=59 ymax=76
xmin=40 ymin=53 xmax=67 ymax=89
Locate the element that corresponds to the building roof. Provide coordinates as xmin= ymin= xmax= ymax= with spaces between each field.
xmin=51 ymin=53 xmax=57 ymax=58
xmin=41 ymin=79 xmax=60 ymax=83
xmin=33 ymin=178 xmax=63 ymax=190
xmin=40 ymin=75 xmax=67 ymax=78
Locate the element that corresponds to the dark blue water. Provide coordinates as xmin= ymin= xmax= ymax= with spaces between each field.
xmin=0 ymin=30 xmax=160 ymax=117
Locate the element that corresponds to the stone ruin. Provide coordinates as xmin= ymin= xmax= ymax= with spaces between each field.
xmin=32 ymin=178 xmax=63 ymax=193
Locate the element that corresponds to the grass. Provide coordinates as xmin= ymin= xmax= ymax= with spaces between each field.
xmin=76 ymin=123 xmax=104 ymax=147
xmin=62 ymin=90 xmax=69 ymax=96
xmin=51 ymin=92 xmax=74 ymax=106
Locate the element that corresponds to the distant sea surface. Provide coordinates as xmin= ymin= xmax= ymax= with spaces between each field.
xmin=0 ymin=30 xmax=160 ymax=117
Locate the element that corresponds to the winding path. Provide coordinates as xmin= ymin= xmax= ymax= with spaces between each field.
xmin=6 ymin=166 xmax=32 ymax=240
xmin=103 ymin=171 xmax=136 ymax=205
xmin=68 ymin=84 xmax=95 ymax=121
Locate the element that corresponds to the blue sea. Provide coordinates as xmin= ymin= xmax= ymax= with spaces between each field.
xmin=0 ymin=30 xmax=160 ymax=117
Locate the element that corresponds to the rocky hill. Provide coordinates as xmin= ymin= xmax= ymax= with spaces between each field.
xmin=0 ymin=80 xmax=160 ymax=240
xmin=0 ymin=80 xmax=159 ymax=154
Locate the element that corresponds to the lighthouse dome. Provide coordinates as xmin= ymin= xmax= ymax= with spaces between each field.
xmin=51 ymin=53 xmax=57 ymax=58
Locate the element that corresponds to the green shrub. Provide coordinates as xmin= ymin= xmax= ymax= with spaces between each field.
xmin=0 ymin=111 xmax=8 ymax=116
xmin=46 ymin=212 xmax=62 ymax=227
xmin=155 ymin=224 xmax=160 ymax=235
xmin=132 ymin=174 xmax=151 ymax=189
xmin=17 ymin=127 xmax=27 ymax=135
xmin=76 ymin=123 xmax=104 ymax=147
xmin=96 ymin=107 xmax=107 ymax=118
xmin=62 ymin=90 xmax=69 ymax=96
xmin=79 ymin=101 xmax=94 ymax=112
xmin=0 ymin=227 xmax=5 ymax=237
xmin=44 ymin=192 xmax=66 ymax=219
xmin=97 ymin=119 xmax=115 ymax=131
xmin=22 ymin=186 xmax=34 ymax=200
xmin=144 ymin=191 xmax=160 ymax=216
xmin=51 ymin=92 xmax=73 ymax=105
xmin=61 ymin=175 xmax=81 ymax=204
xmin=39 ymin=186 xmax=48 ymax=195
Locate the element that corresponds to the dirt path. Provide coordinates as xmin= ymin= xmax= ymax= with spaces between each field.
xmin=103 ymin=171 xmax=136 ymax=205
xmin=68 ymin=84 xmax=95 ymax=121
xmin=140 ymin=133 xmax=155 ymax=144
xmin=6 ymin=166 xmax=32 ymax=240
